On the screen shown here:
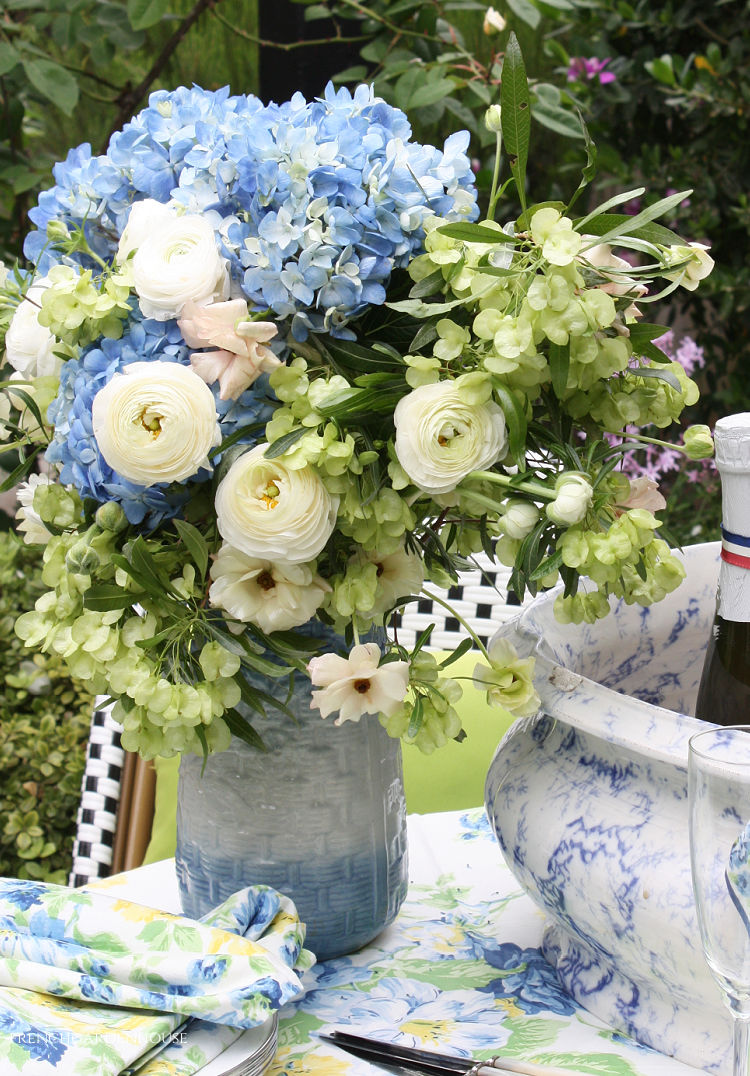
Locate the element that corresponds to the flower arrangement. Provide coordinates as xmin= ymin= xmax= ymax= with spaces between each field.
xmin=0 ymin=38 xmax=714 ymax=761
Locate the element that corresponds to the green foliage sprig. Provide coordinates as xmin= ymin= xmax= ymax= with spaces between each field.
xmin=0 ymin=531 xmax=95 ymax=883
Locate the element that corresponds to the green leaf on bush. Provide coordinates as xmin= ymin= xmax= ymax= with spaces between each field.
xmin=0 ymin=42 xmax=20 ymax=77
xmin=505 ymin=0 xmax=541 ymax=28
xmin=410 ymin=78 xmax=457 ymax=110
xmin=127 ymin=0 xmax=168 ymax=30
xmin=22 ymin=59 xmax=79 ymax=114
xmin=501 ymin=33 xmax=532 ymax=212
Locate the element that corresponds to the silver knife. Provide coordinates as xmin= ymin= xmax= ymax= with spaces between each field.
xmin=319 ymin=1030 xmax=581 ymax=1076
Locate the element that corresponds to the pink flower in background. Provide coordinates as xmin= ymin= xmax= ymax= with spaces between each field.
xmin=567 ymin=57 xmax=616 ymax=84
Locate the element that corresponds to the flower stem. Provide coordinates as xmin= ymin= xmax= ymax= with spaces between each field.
xmin=463 ymin=469 xmax=555 ymax=500
xmin=624 ymin=432 xmax=692 ymax=456
xmin=421 ymin=588 xmax=490 ymax=662
xmin=487 ymin=131 xmax=503 ymax=222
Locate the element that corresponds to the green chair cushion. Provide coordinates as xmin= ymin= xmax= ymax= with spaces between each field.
xmin=141 ymin=650 xmax=512 ymax=865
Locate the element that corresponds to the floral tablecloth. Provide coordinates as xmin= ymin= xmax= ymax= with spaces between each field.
xmin=106 ymin=809 xmax=702 ymax=1076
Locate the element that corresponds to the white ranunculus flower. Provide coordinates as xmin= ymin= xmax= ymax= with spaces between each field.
xmin=91 ymin=360 xmax=221 ymax=485
xmin=215 ymin=444 xmax=339 ymax=564
xmin=209 ymin=545 xmax=330 ymax=632
xmin=117 ymin=199 xmax=179 ymax=262
xmin=5 ymin=276 xmax=60 ymax=380
xmin=308 ymin=642 xmax=410 ymax=725
xmin=393 ymin=380 xmax=507 ymax=495
xmin=132 ymin=213 xmax=229 ymax=321
xmin=546 ymin=473 xmax=593 ymax=526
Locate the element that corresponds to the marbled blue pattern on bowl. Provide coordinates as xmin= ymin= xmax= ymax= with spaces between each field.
xmin=485 ymin=542 xmax=734 ymax=1074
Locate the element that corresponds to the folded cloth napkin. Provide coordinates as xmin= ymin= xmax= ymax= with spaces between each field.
xmin=0 ymin=879 xmax=314 ymax=1075
xmin=726 ymin=820 xmax=750 ymax=932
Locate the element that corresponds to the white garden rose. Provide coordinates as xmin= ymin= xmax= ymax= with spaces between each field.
xmin=215 ymin=444 xmax=339 ymax=563
xmin=117 ymin=198 xmax=178 ymax=262
xmin=5 ymin=276 xmax=60 ymax=379
xmin=209 ymin=545 xmax=330 ymax=632
xmin=91 ymin=360 xmax=221 ymax=485
xmin=132 ymin=213 xmax=229 ymax=320
xmin=393 ymin=380 xmax=507 ymax=495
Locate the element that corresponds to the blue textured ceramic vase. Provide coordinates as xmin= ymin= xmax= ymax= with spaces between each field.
xmin=485 ymin=542 xmax=734 ymax=1074
xmin=175 ymin=632 xmax=409 ymax=961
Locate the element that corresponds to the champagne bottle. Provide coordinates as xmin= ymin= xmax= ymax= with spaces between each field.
xmin=694 ymin=413 xmax=750 ymax=724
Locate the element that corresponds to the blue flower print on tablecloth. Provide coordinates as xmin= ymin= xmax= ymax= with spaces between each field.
xmin=299 ymin=975 xmax=510 ymax=1059
xmin=457 ymin=809 xmax=495 ymax=843
xmin=476 ymin=941 xmax=578 ymax=1017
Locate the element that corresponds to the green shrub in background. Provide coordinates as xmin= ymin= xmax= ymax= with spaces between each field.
xmin=0 ymin=529 xmax=95 ymax=883
xmin=0 ymin=0 xmax=259 ymax=263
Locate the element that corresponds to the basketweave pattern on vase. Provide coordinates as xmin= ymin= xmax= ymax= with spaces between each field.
xmin=68 ymin=554 xmax=521 ymax=885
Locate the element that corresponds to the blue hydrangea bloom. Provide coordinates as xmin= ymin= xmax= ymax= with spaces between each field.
xmin=25 ymin=82 xmax=478 ymax=341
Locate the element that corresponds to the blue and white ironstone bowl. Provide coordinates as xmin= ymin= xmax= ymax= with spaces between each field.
xmin=485 ymin=541 xmax=734 ymax=1073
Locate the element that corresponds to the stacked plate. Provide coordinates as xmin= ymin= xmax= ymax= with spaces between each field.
xmin=199 ymin=1014 xmax=279 ymax=1076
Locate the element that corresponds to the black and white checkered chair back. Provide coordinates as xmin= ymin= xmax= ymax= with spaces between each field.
xmin=69 ymin=552 xmax=523 ymax=885
xmin=68 ymin=703 xmax=125 ymax=887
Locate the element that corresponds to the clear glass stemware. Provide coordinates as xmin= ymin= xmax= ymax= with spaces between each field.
xmin=689 ymin=725 xmax=750 ymax=1076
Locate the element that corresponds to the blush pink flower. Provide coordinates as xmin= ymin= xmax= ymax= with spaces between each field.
xmin=178 ymin=300 xmax=281 ymax=400
xmin=308 ymin=643 xmax=410 ymax=725
xmin=616 ymin=476 xmax=667 ymax=514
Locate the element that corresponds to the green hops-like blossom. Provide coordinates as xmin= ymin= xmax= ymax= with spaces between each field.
xmin=683 ymin=424 xmax=714 ymax=460
xmin=269 ymin=357 xmax=309 ymax=402
xmin=328 ymin=559 xmax=379 ymax=619
xmin=405 ymin=354 xmax=441 ymax=388
xmin=529 ymin=208 xmax=582 ymax=267
xmin=199 ymin=642 xmax=241 ymax=682
xmin=37 ymin=265 xmax=130 ymax=346
xmin=380 ymin=693 xmax=462 ymax=754
xmin=433 ymin=319 xmax=470 ymax=362
xmin=554 ymin=589 xmax=611 ymax=624
xmin=34 ymin=483 xmax=82 ymax=530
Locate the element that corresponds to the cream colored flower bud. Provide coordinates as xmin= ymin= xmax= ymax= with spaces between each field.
xmin=483 ymin=6 xmax=507 ymax=34
xmin=546 ymin=473 xmax=593 ymax=526
xmin=485 ymin=105 xmax=503 ymax=133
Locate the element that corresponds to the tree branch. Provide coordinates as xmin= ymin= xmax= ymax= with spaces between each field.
xmin=210 ymin=6 xmax=369 ymax=52
xmin=102 ymin=0 xmax=223 ymax=149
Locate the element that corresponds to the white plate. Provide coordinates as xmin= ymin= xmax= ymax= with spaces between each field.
xmin=198 ymin=1014 xmax=278 ymax=1076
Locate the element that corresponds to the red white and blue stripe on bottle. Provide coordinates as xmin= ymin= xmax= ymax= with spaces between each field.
xmin=721 ymin=526 xmax=750 ymax=569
